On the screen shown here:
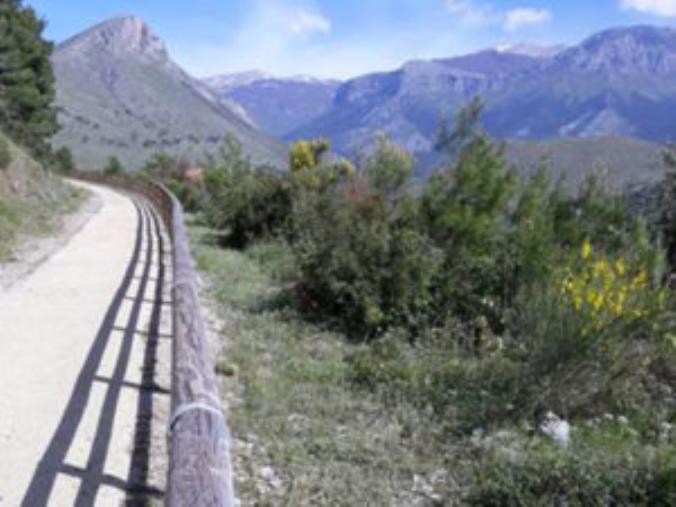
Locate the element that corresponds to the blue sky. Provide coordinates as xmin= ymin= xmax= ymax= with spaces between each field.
xmin=25 ymin=0 xmax=676 ymax=79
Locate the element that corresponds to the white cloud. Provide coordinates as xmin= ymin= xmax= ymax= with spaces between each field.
xmin=446 ymin=1 xmax=552 ymax=31
xmin=289 ymin=9 xmax=331 ymax=36
xmin=446 ymin=0 xmax=499 ymax=26
xmin=172 ymin=0 xmax=343 ymax=78
xmin=504 ymin=7 xmax=552 ymax=31
xmin=621 ymin=0 xmax=676 ymax=16
xmin=171 ymin=0 xmax=550 ymax=80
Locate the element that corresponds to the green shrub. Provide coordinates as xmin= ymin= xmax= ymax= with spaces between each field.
xmin=506 ymin=257 xmax=671 ymax=419
xmin=190 ymin=105 xmax=675 ymax=505
xmin=142 ymin=152 xmax=178 ymax=179
xmin=291 ymin=136 xmax=440 ymax=336
xmin=103 ymin=155 xmax=123 ymax=176
xmin=166 ymin=179 xmax=201 ymax=212
xmin=289 ymin=138 xmax=329 ymax=172
xmin=141 ymin=153 xmax=204 ymax=211
xmin=551 ymin=171 xmax=627 ymax=251
xmin=202 ymin=136 xmax=292 ymax=248
xmin=0 ymin=137 xmax=11 ymax=170
xmin=52 ymin=146 xmax=75 ymax=173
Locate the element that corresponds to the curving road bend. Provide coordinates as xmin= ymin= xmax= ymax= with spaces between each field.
xmin=0 ymin=181 xmax=172 ymax=506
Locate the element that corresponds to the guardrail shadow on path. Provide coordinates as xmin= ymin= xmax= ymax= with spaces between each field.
xmin=22 ymin=199 xmax=170 ymax=506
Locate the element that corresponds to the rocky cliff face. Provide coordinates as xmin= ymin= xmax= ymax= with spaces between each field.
xmin=290 ymin=50 xmax=541 ymax=154
xmin=58 ymin=16 xmax=169 ymax=61
xmin=556 ymin=25 xmax=676 ymax=74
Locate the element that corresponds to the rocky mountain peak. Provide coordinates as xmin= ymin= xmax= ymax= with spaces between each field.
xmin=58 ymin=15 xmax=168 ymax=60
xmin=556 ymin=25 xmax=676 ymax=73
xmin=203 ymin=71 xmax=274 ymax=91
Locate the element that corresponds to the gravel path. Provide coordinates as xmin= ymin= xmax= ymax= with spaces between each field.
xmin=0 ymin=181 xmax=172 ymax=506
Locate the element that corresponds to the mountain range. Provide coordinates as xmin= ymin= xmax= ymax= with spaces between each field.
xmin=51 ymin=16 xmax=285 ymax=170
xmin=286 ymin=25 xmax=676 ymax=161
xmin=203 ymin=72 xmax=340 ymax=137
xmin=49 ymin=18 xmax=675 ymax=182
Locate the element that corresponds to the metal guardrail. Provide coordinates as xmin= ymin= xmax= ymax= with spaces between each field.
xmin=71 ymin=173 xmax=234 ymax=506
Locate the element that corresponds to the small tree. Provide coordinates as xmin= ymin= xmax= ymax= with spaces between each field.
xmin=0 ymin=2 xmax=58 ymax=159
xmin=422 ymin=100 xmax=516 ymax=318
xmin=142 ymin=152 xmax=177 ymax=178
xmin=104 ymin=155 xmax=123 ymax=176
xmin=53 ymin=146 xmax=75 ymax=174
xmin=202 ymin=136 xmax=291 ymax=248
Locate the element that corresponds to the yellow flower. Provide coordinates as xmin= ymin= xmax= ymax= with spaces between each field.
xmin=559 ymin=246 xmax=663 ymax=337
xmin=573 ymin=295 xmax=583 ymax=310
xmin=581 ymin=239 xmax=592 ymax=260
xmin=632 ymin=271 xmax=648 ymax=289
xmin=587 ymin=289 xmax=604 ymax=312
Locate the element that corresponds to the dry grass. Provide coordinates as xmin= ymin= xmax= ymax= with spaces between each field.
xmin=189 ymin=226 xmax=458 ymax=506
xmin=0 ymin=132 xmax=85 ymax=261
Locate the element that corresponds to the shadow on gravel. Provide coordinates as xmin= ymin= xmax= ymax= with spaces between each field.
xmin=21 ymin=200 xmax=169 ymax=507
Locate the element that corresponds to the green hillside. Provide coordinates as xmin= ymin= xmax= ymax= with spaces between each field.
xmin=416 ymin=135 xmax=665 ymax=191
xmin=506 ymin=136 xmax=665 ymax=189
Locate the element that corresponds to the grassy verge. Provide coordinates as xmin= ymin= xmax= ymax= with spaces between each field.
xmin=189 ymin=223 xmax=457 ymax=505
xmin=189 ymin=221 xmax=676 ymax=505
xmin=0 ymin=133 xmax=85 ymax=261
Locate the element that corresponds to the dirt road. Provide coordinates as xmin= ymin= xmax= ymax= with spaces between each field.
xmin=0 ymin=181 xmax=171 ymax=506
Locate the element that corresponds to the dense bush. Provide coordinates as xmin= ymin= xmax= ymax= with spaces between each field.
xmin=285 ymin=103 xmax=672 ymax=343
xmin=202 ymin=136 xmax=292 ymax=248
xmin=52 ymin=146 xmax=75 ymax=173
xmin=142 ymin=152 xmax=179 ymax=180
xmin=291 ymin=136 xmax=439 ymax=335
xmin=103 ymin=155 xmax=123 ymax=176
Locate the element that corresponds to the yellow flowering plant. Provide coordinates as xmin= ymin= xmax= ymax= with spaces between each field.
xmin=559 ymin=238 xmax=667 ymax=340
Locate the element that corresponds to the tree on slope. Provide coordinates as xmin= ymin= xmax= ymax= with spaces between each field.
xmin=0 ymin=0 xmax=57 ymax=159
